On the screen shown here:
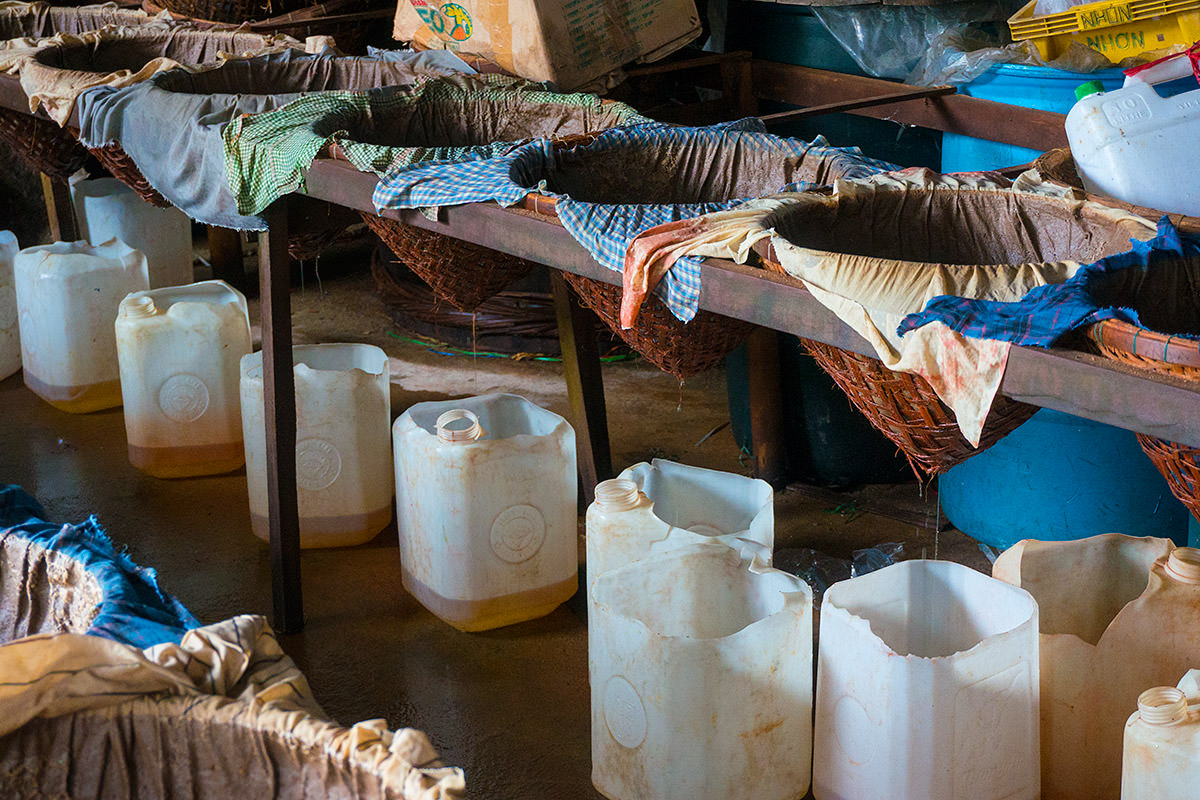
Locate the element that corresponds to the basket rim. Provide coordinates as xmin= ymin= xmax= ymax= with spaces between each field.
xmin=1088 ymin=318 xmax=1200 ymax=370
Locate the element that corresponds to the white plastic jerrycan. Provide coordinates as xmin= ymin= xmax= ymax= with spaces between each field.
xmin=393 ymin=393 xmax=577 ymax=632
xmin=814 ymin=559 xmax=1040 ymax=800
xmin=71 ymin=177 xmax=194 ymax=288
xmin=241 ymin=344 xmax=392 ymax=548
xmin=1122 ymin=669 xmax=1200 ymax=800
xmin=115 ymin=281 xmax=251 ymax=478
xmin=590 ymin=542 xmax=813 ymax=800
xmin=993 ymin=535 xmax=1200 ymax=800
xmin=14 ymin=239 xmax=149 ymax=413
xmin=1067 ymin=54 xmax=1200 ymax=214
xmin=0 ymin=231 xmax=19 ymax=381
xmin=587 ymin=459 xmax=774 ymax=584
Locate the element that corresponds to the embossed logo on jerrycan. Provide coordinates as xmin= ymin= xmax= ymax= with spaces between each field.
xmin=393 ymin=393 xmax=577 ymax=632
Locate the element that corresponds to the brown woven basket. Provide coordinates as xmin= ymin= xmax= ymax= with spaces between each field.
xmin=1088 ymin=318 xmax=1200 ymax=520
xmin=359 ymin=212 xmax=536 ymax=312
xmin=755 ymin=250 xmax=1037 ymax=478
xmin=86 ymin=143 xmax=170 ymax=208
xmin=560 ymin=271 xmax=756 ymax=381
xmin=1033 ymin=148 xmax=1084 ymax=191
xmin=799 ymin=338 xmax=1039 ymax=479
xmin=0 ymin=107 xmax=90 ymax=180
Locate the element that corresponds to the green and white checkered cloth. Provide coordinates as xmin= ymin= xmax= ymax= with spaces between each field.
xmin=223 ymin=73 xmax=649 ymax=216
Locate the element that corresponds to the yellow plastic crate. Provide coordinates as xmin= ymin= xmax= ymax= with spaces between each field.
xmin=1008 ymin=0 xmax=1200 ymax=60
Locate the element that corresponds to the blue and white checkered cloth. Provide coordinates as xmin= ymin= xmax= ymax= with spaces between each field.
xmin=373 ymin=119 xmax=898 ymax=321
xmin=900 ymin=217 xmax=1200 ymax=348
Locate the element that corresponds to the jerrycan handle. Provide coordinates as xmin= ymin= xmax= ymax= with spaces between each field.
xmin=436 ymin=409 xmax=485 ymax=444
xmin=1123 ymin=45 xmax=1200 ymax=88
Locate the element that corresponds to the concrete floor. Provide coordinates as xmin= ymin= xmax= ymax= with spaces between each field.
xmin=0 ymin=251 xmax=991 ymax=799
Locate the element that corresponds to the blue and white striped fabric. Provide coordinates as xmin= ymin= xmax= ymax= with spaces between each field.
xmin=372 ymin=120 xmax=898 ymax=322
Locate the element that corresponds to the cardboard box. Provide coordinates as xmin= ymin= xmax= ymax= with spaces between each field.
xmin=394 ymin=0 xmax=703 ymax=90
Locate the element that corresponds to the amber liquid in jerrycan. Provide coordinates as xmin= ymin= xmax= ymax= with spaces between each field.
xmin=14 ymin=239 xmax=149 ymax=413
xmin=241 ymin=343 xmax=393 ymax=548
xmin=393 ymin=393 xmax=577 ymax=632
xmin=116 ymin=281 xmax=251 ymax=477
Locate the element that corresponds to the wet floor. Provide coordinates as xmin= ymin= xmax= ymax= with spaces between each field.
xmin=0 ymin=257 xmax=990 ymax=799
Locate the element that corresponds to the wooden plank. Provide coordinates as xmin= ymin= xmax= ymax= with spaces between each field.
xmin=751 ymin=61 xmax=1069 ymax=151
xmin=745 ymin=328 xmax=788 ymax=486
xmin=759 ymin=85 xmax=956 ymax=125
xmin=550 ymin=270 xmax=613 ymax=505
xmin=258 ymin=200 xmax=304 ymax=634
xmin=40 ymin=174 xmax=77 ymax=243
xmin=625 ymin=50 xmax=752 ymax=78
xmin=207 ymin=226 xmax=245 ymax=293
xmin=304 ymin=159 xmax=1200 ymax=447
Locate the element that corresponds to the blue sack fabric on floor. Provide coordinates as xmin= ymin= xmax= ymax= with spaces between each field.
xmin=0 ymin=485 xmax=197 ymax=648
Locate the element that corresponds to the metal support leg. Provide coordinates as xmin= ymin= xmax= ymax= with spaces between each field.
xmin=259 ymin=200 xmax=303 ymax=633
xmin=551 ymin=270 xmax=613 ymax=506
xmin=41 ymin=173 xmax=77 ymax=242
xmin=746 ymin=327 xmax=788 ymax=487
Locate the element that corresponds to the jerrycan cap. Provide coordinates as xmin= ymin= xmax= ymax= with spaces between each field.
xmin=1075 ymin=80 xmax=1106 ymax=101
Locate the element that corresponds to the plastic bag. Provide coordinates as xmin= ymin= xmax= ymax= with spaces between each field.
xmin=774 ymin=542 xmax=905 ymax=608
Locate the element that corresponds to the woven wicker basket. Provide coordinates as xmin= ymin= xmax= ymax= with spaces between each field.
xmin=359 ymin=211 xmax=536 ymax=312
xmin=756 ymin=250 xmax=1037 ymax=478
xmin=1088 ymin=318 xmax=1200 ymax=520
xmin=86 ymin=143 xmax=170 ymax=208
xmin=0 ymin=107 xmax=90 ymax=180
xmin=1033 ymin=148 xmax=1084 ymax=191
xmin=561 ymin=271 xmax=756 ymax=381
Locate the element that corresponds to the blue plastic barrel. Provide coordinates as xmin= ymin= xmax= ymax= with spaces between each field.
xmin=941 ymin=63 xmax=1126 ymax=173
xmin=1190 ymin=515 xmax=1199 ymax=548
xmin=938 ymin=409 xmax=1189 ymax=549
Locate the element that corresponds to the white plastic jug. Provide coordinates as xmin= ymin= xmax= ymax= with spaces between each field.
xmin=814 ymin=560 xmax=1040 ymax=800
xmin=1066 ymin=55 xmax=1200 ymax=214
xmin=241 ymin=344 xmax=392 ymax=548
xmin=993 ymin=536 xmax=1200 ymax=800
xmin=393 ymin=393 xmax=577 ymax=632
xmin=1122 ymin=670 xmax=1200 ymax=800
xmin=71 ymin=177 xmax=194 ymax=288
xmin=587 ymin=459 xmax=774 ymax=583
xmin=116 ymin=281 xmax=251 ymax=478
xmin=590 ymin=542 xmax=812 ymax=800
xmin=0 ymin=231 xmax=19 ymax=381
xmin=14 ymin=240 xmax=149 ymax=413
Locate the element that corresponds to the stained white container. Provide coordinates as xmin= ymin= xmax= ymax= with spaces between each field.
xmin=0 ymin=231 xmax=19 ymax=381
xmin=586 ymin=459 xmax=774 ymax=584
xmin=241 ymin=343 xmax=392 ymax=548
xmin=1067 ymin=55 xmax=1200 ymax=214
xmin=71 ymin=177 xmax=194 ymax=288
xmin=393 ymin=393 xmax=577 ymax=632
xmin=1122 ymin=670 xmax=1200 ymax=800
xmin=14 ymin=239 xmax=149 ymax=413
xmin=589 ymin=542 xmax=812 ymax=800
xmin=994 ymin=536 xmax=1200 ymax=800
xmin=115 ymin=281 xmax=251 ymax=478
xmin=814 ymin=560 xmax=1040 ymax=800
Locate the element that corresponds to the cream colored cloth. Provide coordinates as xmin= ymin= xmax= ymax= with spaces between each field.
xmin=624 ymin=169 xmax=1157 ymax=445
xmin=14 ymin=26 xmax=301 ymax=124
xmin=0 ymin=614 xmax=466 ymax=798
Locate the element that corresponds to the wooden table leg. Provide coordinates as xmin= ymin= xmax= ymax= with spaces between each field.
xmin=259 ymin=200 xmax=303 ymax=633
xmin=551 ymin=270 xmax=613 ymax=506
xmin=41 ymin=173 xmax=77 ymax=243
xmin=207 ymin=226 xmax=246 ymax=293
xmin=746 ymin=327 xmax=788 ymax=487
